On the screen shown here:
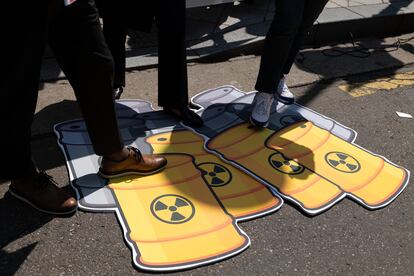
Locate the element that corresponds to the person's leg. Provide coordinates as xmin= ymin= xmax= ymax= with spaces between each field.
xmin=49 ymin=0 xmax=167 ymax=177
xmin=251 ymin=0 xmax=305 ymax=127
xmin=254 ymin=0 xmax=306 ymax=94
xmin=0 ymin=2 xmax=48 ymax=180
xmin=102 ymin=17 xmax=128 ymax=99
xmin=49 ymin=0 xmax=124 ymax=157
xmin=281 ymin=0 xmax=329 ymax=76
xmin=157 ymin=0 xmax=188 ymax=108
xmin=272 ymin=0 xmax=328 ymax=105
xmin=156 ymin=0 xmax=202 ymax=127
xmin=1 ymin=1 xmax=77 ymax=215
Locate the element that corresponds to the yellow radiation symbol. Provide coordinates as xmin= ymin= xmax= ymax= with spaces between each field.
xmin=198 ymin=163 xmax=232 ymax=187
xmin=325 ymin=152 xmax=361 ymax=173
xmin=150 ymin=195 xmax=195 ymax=224
xmin=269 ymin=153 xmax=305 ymax=175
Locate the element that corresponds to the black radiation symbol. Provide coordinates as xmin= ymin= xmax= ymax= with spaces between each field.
xmin=198 ymin=163 xmax=232 ymax=187
xmin=325 ymin=152 xmax=361 ymax=173
xmin=150 ymin=195 xmax=195 ymax=224
xmin=269 ymin=153 xmax=305 ymax=175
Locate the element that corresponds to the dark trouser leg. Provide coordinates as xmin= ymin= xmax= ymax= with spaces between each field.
xmin=0 ymin=3 xmax=49 ymax=179
xmin=102 ymin=18 xmax=128 ymax=89
xmin=48 ymin=0 xmax=123 ymax=156
xmin=157 ymin=0 xmax=189 ymax=108
xmin=281 ymin=0 xmax=329 ymax=76
xmin=255 ymin=0 xmax=306 ymax=94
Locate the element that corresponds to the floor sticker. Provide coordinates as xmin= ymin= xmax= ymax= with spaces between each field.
xmin=138 ymin=114 xmax=283 ymax=221
xmin=55 ymin=86 xmax=410 ymax=272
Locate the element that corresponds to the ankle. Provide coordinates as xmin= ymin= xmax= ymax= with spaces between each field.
xmin=164 ymin=106 xmax=182 ymax=114
xmin=103 ymin=147 xmax=130 ymax=163
xmin=11 ymin=171 xmax=39 ymax=185
xmin=256 ymin=91 xmax=273 ymax=98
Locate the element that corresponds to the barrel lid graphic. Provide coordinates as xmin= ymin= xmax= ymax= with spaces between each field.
xmin=196 ymin=105 xmax=242 ymax=138
xmin=55 ymin=119 xmax=93 ymax=145
xmin=279 ymin=115 xmax=306 ymax=127
xmin=225 ymin=103 xmax=249 ymax=113
xmin=56 ymin=119 xmax=88 ymax=132
xmin=233 ymin=93 xmax=255 ymax=104
xmin=108 ymin=154 xmax=200 ymax=190
xmin=200 ymin=104 xmax=229 ymax=121
xmin=115 ymin=100 xmax=153 ymax=117
xmin=266 ymin=121 xmax=313 ymax=149
xmin=272 ymin=104 xmax=357 ymax=142
xmin=208 ymin=123 xmax=259 ymax=150
xmin=136 ymin=111 xmax=172 ymax=121
xmin=191 ymin=86 xmax=244 ymax=109
xmin=74 ymin=174 xmax=107 ymax=188
xmin=224 ymin=103 xmax=253 ymax=122
xmin=287 ymin=105 xmax=334 ymax=131
xmin=146 ymin=130 xmax=203 ymax=145
xmin=151 ymin=194 xmax=196 ymax=224
xmin=56 ymin=118 xmax=146 ymax=145
xmin=136 ymin=111 xmax=180 ymax=130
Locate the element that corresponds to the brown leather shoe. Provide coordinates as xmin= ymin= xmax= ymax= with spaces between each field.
xmin=9 ymin=171 xmax=78 ymax=215
xmin=99 ymin=147 xmax=167 ymax=178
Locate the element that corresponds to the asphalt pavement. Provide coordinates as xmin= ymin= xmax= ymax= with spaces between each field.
xmin=1 ymin=41 xmax=414 ymax=275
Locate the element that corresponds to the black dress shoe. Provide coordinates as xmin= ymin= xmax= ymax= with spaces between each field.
xmin=113 ymin=87 xmax=124 ymax=100
xmin=9 ymin=171 xmax=78 ymax=215
xmin=163 ymin=106 xmax=204 ymax=127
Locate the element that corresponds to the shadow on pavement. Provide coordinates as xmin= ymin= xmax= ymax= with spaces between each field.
xmin=0 ymin=243 xmax=38 ymax=276
xmin=0 ymin=176 xmax=77 ymax=274
xmin=32 ymin=99 xmax=82 ymax=137
xmin=29 ymin=99 xmax=82 ymax=172
xmin=293 ymin=34 xmax=414 ymax=106
xmin=0 ymin=191 xmax=53 ymax=274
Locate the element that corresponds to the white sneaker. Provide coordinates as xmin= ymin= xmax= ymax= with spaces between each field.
xmin=250 ymin=92 xmax=274 ymax=127
xmin=276 ymin=75 xmax=295 ymax=105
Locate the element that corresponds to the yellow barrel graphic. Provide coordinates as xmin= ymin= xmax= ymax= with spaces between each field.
xmin=108 ymin=154 xmax=248 ymax=269
xmin=206 ymin=123 xmax=343 ymax=212
xmin=145 ymin=130 xmax=281 ymax=220
xmin=267 ymin=121 xmax=408 ymax=207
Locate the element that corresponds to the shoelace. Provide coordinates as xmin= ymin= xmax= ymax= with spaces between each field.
xmin=277 ymin=78 xmax=288 ymax=92
xmin=278 ymin=79 xmax=285 ymax=91
xmin=281 ymin=84 xmax=291 ymax=95
xmin=127 ymin=146 xmax=143 ymax=163
xmin=35 ymin=171 xmax=56 ymax=188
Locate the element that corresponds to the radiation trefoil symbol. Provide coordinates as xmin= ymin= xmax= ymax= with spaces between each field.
xmin=325 ymin=152 xmax=361 ymax=173
xmin=198 ymin=162 xmax=232 ymax=187
xmin=151 ymin=194 xmax=195 ymax=224
xmin=269 ymin=153 xmax=305 ymax=175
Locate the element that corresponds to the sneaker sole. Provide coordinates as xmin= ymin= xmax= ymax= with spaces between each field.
xmin=8 ymin=189 xmax=78 ymax=216
xmin=249 ymin=116 xmax=269 ymax=128
xmin=276 ymin=95 xmax=295 ymax=105
xmin=98 ymin=163 xmax=167 ymax=179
